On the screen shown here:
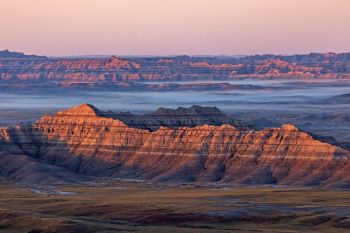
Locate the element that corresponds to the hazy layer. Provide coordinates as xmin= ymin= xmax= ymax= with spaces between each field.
xmin=0 ymin=79 xmax=348 ymax=111
xmin=0 ymin=79 xmax=349 ymax=148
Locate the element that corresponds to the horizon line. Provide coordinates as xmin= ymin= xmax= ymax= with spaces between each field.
xmin=2 ymin=49 xmax=350 ymax=58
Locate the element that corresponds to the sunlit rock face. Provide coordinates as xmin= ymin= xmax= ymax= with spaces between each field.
xmin=0 ymin=104 xmax=349 ymax=187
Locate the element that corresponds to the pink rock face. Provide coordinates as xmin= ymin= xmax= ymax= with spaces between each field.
xmin=39 ymin=56 xmax=140 ymax=70
xmin=56 ymin=103 xmax=101 ymax=116
xmin=1 ymin=104 xmax=349 ymax=187
xmin=1 ymin=52 xmax=350 ymax=85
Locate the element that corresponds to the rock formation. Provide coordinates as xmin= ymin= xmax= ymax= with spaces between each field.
xmin=103 ymin=105 xmax=242 ymax=130
xmin=1 ymin=52 xmax=350 ymax=90
xmin=0 ymin=49 xmax=47 ymax=59
xmin=0 ymin=103 xmax=349 ymax=187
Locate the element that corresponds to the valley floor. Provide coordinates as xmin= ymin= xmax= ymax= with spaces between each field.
xmin=1 ymin=179 xmax=350 ymax=233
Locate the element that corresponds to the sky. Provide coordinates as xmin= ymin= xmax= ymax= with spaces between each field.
xmin=1 ymin=0 xmax=349 ymax=56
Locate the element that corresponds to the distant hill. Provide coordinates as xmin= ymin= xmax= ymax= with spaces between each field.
xmin=0 ymin=49 xmax=47 ymax=59
xmin=324 ymin=93 xmax=350 ymax=104
xmin=240 ymin=52 xmax=350 ymax=64
xmin=0 ymin=51 xmax=350 ymax=86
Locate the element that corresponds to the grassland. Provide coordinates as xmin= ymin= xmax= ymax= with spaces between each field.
xmin=0 ymin=178 xmax=350 ymax=233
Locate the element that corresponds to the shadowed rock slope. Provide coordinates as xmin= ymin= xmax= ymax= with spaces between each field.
xmin=99 ymin=105 xmax=241 ymax=131
xmin=0 ymin=104 xmax=349 ymax=187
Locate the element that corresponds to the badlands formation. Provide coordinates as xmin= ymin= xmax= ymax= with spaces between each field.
xmin=0 ymin=104 xmax=349 ymax=187
xmin=1 ymin=51 xmax=350 ymax=91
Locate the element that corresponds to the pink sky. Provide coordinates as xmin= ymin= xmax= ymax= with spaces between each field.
xmin=1 ymin=0 xmax=349 ymax=56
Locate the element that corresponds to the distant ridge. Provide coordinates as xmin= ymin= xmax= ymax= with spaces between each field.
xmin=0 ymin=49 xmax=47 ymax=59
xmin=0 ymin=51 xmax=350 ymax=86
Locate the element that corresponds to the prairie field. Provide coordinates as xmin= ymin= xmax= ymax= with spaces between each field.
xmin=1 ymin=179 xmax=350 ymax=233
